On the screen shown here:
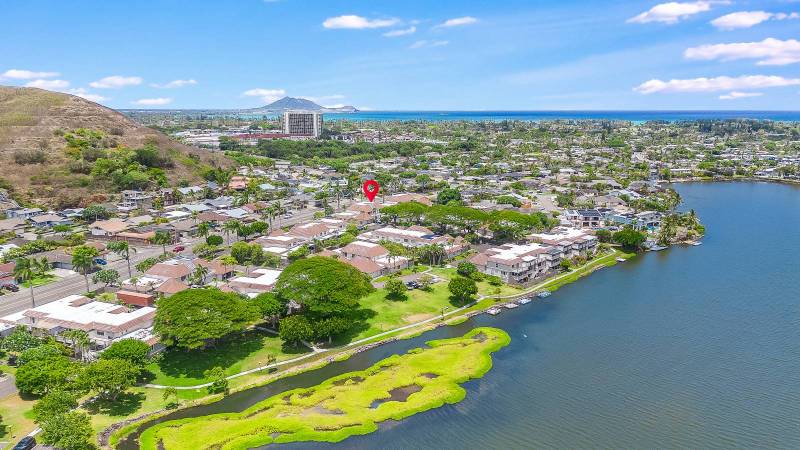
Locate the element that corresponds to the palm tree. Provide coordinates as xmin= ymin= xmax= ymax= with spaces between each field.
xmin=191 ymin=265 xmax=209 ymax=286
xmin=34 ymin=257 xmax=50 ymax=279
xmin=107 ymin=241 xmax=136 ymax=278
xmin=150 ymin=230 xmax=172 ymax=256
xmin=197 ymin=221 xmax=211 ymax=239
xmin=222 ymin=220 xmax=241 ymax=245
xmin=220 ymin=255 xmax=237 ymax=275
xmin=63 ymin=329 xmax=90 ymax=362
xmin=332 ymin=183 xmax=342 ymax=210
xmin=13 ymin=257 xmax=36 ymax=307
xmin=71 ymin=246 xmax=99 ymax=293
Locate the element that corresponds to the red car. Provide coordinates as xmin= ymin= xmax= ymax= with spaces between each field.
xmin=173 ymin=245 xmax=185 ymax=253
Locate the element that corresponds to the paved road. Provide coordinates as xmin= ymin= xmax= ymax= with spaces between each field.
xmin=0 ymin=375 xmax=17 ymax=399
xmin=0 ymin=204 xmax=331 ymax=317
xmin=0 ymin=244 xmax=168 ymax=317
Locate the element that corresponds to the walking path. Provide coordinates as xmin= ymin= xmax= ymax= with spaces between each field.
xmin=144 ymin=251 xmax=621 ymax=390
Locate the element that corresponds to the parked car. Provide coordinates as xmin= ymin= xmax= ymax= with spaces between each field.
xmin=12 ymin=436 xmax=35 ymax=450
xmin=173 ymin=245 xmax=185 ymax=253
xmin=94 ymin=258 xmax=107 ymax=265
xmin=1 ymin=283 xmax=19 ymax=292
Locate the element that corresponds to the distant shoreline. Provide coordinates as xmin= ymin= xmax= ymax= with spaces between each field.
xmin=120 ymin=109 xmax=800 ymax=122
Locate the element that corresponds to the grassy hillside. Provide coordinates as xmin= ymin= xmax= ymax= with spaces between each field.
xmin=0 ymin=86 xmax=231 ymax=207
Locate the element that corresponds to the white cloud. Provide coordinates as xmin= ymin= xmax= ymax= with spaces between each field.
xmin=383 ymin=26 xmax=416 ymax=37
xmin=435 ymin=16 xmax=478 ymax=28
xmin=242 ymin=88 xmax=287 ymax=104
xmin=685 ymin=38 xmax=800 ymax=66
xmin=150 ymin=79 xmax=197 ymax=89
xmin=24 ymin=79 xmax=70 ymax=89
xmin=711 ymin=11 xmax=799 ymax=30
xmin=67 ymin=88 xmax=108 ymax=103
xmin=0 ymin=69 xmax=59 ymax=80
xmin=409 ymin=40 xmax=449 ymax=49
xmin=89 ymin=75 xmax=143 ymax=89
xmin=627 ymin=1 xmax=727 ymax=24
xmin=719 ymin=91 xmax=763 ymax=100
xmin=132 ymin=97 xmax=173 ymax=106
xmin=635 ymin=75 xmax=800 ymax=94
xmin=322 ymin=15 xmax=399 ymax=29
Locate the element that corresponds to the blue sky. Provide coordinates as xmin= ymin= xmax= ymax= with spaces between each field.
xmin=2 ymin=0 xmax=799 ymax=110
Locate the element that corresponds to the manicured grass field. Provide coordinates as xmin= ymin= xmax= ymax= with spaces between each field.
xmin=145 ymin=329 xmax=311 ymax=387
xmin=0 ymin=390 xmax=36 ymax=441
xmin=20 ymin=274 xmax=59 ymax=288
xmin=350 ymin=282 xmax=454 ymax=340
xmin=139 ymin=327 xmax=510 ymax=450
xmin=427 ymin=267 xmax=523 ymax=297
xmin=87 ymin=386 xmax=209 ymax=435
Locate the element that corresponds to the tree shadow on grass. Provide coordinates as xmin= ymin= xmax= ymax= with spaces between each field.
xmin=83 ymin=391 xmax=145 ymax=416
xmin=325 ymin=308 xmax=377 ymax=348
xmin=151 ymin=329 xmax=300 ymax=381
xmin=385 ymin=292 xmax=409 ymax=302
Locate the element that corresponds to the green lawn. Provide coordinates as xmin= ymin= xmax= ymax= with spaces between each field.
xmin=139 ymin=327 xmax=510 ymax=450
xmin=428 ymin=267 xmax=523 ymax=297
xmin=145 ymin=329 xmax=311 ymax=387
xmin=0 ymin=391 xmax=36 ymax=441
xmin=372 ymin=265 xmax=430 ymax=283
xmin=20 ymin=274 xmax=59 ymax=288
xmin=349 ymin=282 xmax=455 ymax=341
xmin=87 ymin=386 xmax=209 ymax=435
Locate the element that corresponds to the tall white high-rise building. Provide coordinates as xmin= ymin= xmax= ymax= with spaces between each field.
xmin=283 ymin=111 xmax=323 ymax=137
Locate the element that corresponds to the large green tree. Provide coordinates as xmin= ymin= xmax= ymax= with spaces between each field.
xmin=82 ymin=358 xmax=139 ymax=401
xmin=153 ymin=289 xmax=259 ymax=350
xmin=38 ymin=411 xmax=95 ymax=450
xmin=448 ymin=276 xmax=478 ymax=305
xmin=613 ymin=227 xmax=647 ymax=250
xmin=15 ymin=355 xmax=78 ymax=395
xmin=100 ymin=339 xmax=150 ymax=368
xmin=274 ymin=256 xmax=374 ymax=321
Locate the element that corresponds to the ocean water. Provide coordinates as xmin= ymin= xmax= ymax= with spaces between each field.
xmin=322 ymin=110 xmax=800 ymax=122
xmin=124 ymin=181 xmax=800 ymax=449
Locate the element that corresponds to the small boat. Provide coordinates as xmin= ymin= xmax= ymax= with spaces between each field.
xmin=518 ymin=297 xmax=532 ymax=305
xmin=649 ymin=245 xmax=668 ymax=251
xmin=691 ymin=241 xmax=702 ymax=246
xmin=616 ymin=257 xmax=626 ymax=262
xmin=503 ymin=302 xmax=519 ymax=309
xmin=536 ymin=291 xmax=551 ymax=299
xmin=486 ymin=307 xmax=502 ymax=316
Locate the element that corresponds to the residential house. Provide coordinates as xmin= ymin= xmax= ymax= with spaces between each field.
xmin=29 ymin=214 xmax=72 ymax=229
xmin=90 ymin=219 xmax=131 ymax=238
xmin=228 ymin=268 xmax=282 ymax=295
xmin=5 ymin=208 xmax=43 ymax=220
xmin=0 ymin=294 xmax=156 ymax=349
xmin=334 ymin=241 xmax=409 ymax=277
xmin=528 ymin=227 xmax=598 ymax=259
xmin=359 ymin=225 xmax=469 ymax=258
xmin=565 ymin=209 xmax=604 ymax=229
xmin=470 ymin=242 xmax=563 ymax=285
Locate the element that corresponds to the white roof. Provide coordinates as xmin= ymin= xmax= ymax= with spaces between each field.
xmin=5 ymin=294 xmax=155 ymax=327
xmin=231 ymin=269 xmax=282 ymax=287
xmin=376 ymin=226 xmax=429 ymax=238
xmin=489 ymin=243 xmax=547 ymax=261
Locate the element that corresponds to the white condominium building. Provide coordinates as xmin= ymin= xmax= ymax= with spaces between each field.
xmin=283 ymin=111 xmax=323 ymax=137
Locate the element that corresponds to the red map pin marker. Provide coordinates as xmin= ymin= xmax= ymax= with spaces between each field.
xmin=363 ymin=180 xmax=380 ymax=202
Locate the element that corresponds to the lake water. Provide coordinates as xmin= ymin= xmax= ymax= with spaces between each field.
xmin=124 ymin=181 xmax=800 ymax=449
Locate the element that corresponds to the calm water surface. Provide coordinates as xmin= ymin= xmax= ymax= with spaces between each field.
xmin=127 ymin=182 xmax=800 ymax=449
